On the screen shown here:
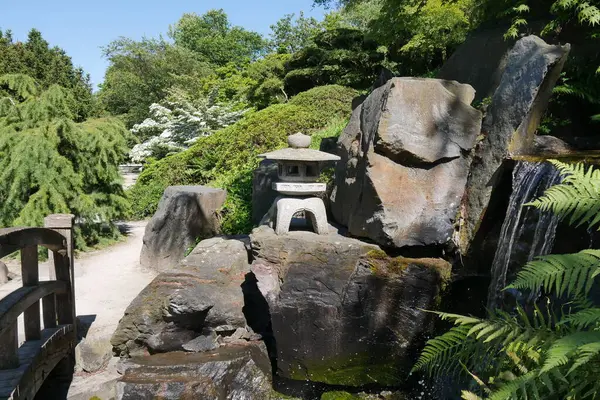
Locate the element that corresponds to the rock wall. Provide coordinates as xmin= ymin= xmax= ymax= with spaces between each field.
xmin=331 ymin=77 xmax=482 ymax=249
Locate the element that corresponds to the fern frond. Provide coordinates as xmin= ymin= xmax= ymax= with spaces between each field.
xmin=461 ymin=391 xmax=483 ymax=400
xmin=569 ymin=341 xmax=600 ymax=374
xmin=526 ymin=160 xmax=600 ymax=230
xmin=434 ymin=311 xmax=482 ymax=325
xmin=488 ymin=371 xmax=539 ymax=400
xmin=542 ymin=331 xmax=600 ymax=372
xmin=507 ymin=250 xmax=600 ymax=298
xmin=561 ymin=307 xmax=600 ymax=329
xmin=412 ymin=325 xmax=473 ymax=375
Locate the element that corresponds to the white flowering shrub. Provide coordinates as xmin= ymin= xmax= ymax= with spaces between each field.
xmin=129 ymin=89 xmax=247 ymax=162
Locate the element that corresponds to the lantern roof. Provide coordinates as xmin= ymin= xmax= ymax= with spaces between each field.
xmin=258 ymin=132 xmax=341 ymax=162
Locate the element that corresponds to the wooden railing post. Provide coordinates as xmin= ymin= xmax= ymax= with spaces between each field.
xmin=43 ymin=214 xmax=75 ymax=337
xmin=22 ymin=245 xmax=41 ymax=341
xmin=0 ymin=323 xmax=18 ymax=369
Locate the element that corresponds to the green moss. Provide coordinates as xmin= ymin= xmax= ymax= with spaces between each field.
xmin=366 ymin=249 xmax=388 ymax=260
xmin=128 ymin=85 xmax=357 ymax=233
xmin=289 ymin=352 xmax=404 ymax=387
xmin=271 ymin=392 xmax=302 ymax=400
xmin=366 ymin=250 xmax=451 ymax=286
xmin=321 ymin=392 xmax=359 ymax=400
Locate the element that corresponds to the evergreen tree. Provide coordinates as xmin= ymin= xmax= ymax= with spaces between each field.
xmin=0 ymin=28 xmax=95 ymax=121
xmin=0 ymin=74 xmax=131 ymax=249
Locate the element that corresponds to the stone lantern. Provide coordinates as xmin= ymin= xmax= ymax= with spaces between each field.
xmin=259 ymin=133 xmax=340 ymax=235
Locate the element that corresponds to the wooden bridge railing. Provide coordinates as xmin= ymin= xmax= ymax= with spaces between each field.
xmin=0 ymin=214 xmax=76 ymax=400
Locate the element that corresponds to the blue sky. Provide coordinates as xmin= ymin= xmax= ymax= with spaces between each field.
xmin=1 ymin=0 xmax=326 ymax=90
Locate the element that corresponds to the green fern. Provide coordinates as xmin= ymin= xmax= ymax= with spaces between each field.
xmin=542 ymin=332 xmax=600 ymax=372
xmin=507 ymin=250 xmax=600 ymax=298
xmin=526 ymin=160 xmax=600 ymax=230
xmin=561 ymin=308 xmax=600 ymax=329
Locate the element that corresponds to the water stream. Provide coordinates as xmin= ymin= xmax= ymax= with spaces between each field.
xmin=486 ymin=161 xmax=562 ymax=311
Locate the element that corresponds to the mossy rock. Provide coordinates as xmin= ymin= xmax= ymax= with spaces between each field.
xmin=366 ymin=250 xmax=451 ymax=284
xmin=290 ymin=352 xmax=405 ymax=387
xmin=321 ymin=391 xmax=407 ymax=400
xmin=321 ymin=392 xmax=359 ymax=400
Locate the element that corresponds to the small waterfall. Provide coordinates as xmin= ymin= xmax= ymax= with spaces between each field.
xmin=487 ymin=161 xmax=562 ymax=311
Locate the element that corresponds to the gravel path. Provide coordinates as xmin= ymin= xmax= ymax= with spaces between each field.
xmin=74 ymin=220 xmax=157 ymax=338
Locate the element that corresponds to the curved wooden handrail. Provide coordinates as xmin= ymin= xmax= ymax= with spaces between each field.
xmin=0 ymin=282 xmax=68 ymax=336
xmin=0 ymin=228 xmax=66 ymax=258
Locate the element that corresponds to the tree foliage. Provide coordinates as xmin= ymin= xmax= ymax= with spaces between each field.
xmin=284 ymin=27 xmax=385 ymax=94
xmin=98 ymin=37 xmax=213 ymax=128
xmin=129 ymin=87 xmax=248 ymax=162
xmin=0 ymin=28 xmax=94 ymax=121
xmin=0 ymin=74 xmax=131 ymax=248
xmin=269 ymin=12 xmax=323 ymax=54
xmin=168 ymin=10 xmax=266 ymax=66
xmin=127 ymin=85 xmax=358 ymax=233
xmin=414 ymin=160 xmax=600 ymax=400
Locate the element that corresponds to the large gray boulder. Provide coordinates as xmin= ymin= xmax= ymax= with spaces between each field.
xmin=116 ymin=342 xmax=273 ymax=400
xmin=140 ymin=186 xmax=226 ymax=271
xmin=331 ymin=77 xmax=482 ymax=248
xmin=457 ymin=36 xmax=570 ymax=253
xmin=250 ymin=226 xmax=451 ymax=387
xmin=112 ymin=236 xmax=250 ymax=357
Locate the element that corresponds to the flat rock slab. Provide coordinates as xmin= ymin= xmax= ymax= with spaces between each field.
xmin=140 ymin=186 xmax=226 ymax=271
xmin=116 ymin=343 xmax=273 ymax=400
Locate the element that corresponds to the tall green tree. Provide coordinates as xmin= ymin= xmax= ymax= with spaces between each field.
xmin=98 ymin=37 xmax=212 ymax=128
xmin=284 ymin=27 xmax=385 ymax=94
xmin=168 ymin=10 xmax=266 ymax=66
xmin=0 ymin=28 xmax=94 ymax=121
xmin=269 ymin=12 xmax=323 ymax=54
xmin=0 ymin=74 xmax=131 ymax=248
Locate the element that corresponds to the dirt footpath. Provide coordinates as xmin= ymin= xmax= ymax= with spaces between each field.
xmin=73 ymin=220 xmax=157 ymax=339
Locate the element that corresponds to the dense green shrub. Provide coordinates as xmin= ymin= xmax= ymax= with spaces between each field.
xmin=128 ymin=84 xmax=357 ymax=233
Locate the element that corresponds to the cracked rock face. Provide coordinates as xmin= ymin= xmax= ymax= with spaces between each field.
xmin=331 ymin=77 xmax=482 ymax=249
xmin=250 ymin=226 xmax=450 ymax=387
